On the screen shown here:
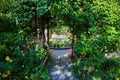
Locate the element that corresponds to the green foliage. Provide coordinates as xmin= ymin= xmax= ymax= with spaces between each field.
xmin=0 ymin=32 xmax=50 ymax=79
xmin=12 ymin=0 xmax=36 ymax=25
xmin=49 ymin=0 xmax=69 ymax=17
xmin=51 ymin=25 xmax=69 ymax=33
xmin=12 ymin=0 xmax=50 ymax=25
xmin=1 ymin=0 xmax=120 ymax=79
xmin=0 ymin=16 xmax=17 ymax=32
xmin=101 ymin=58 xmax=120 ymax=78
xmin=72 ymin=1 xmax=120 ymax=79
xmin=73 ymin=35 xmax=105 ymax=77
xmin=0 ymin=0 xmax=12 ymax=14
xmin=0 ymin=1 xmax=51 ymax=79
xmin=99 ymin=26 xmax=120 ymax=52
xmin=49 ymin=0 xmax=96 ymax=36
xmin=92 ymin=0 xmax=120 ymax=29
xmin=72 ymin=32 xmax=120 ymax=79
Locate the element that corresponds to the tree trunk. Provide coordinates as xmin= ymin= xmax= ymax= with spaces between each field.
xmin=47 ymin=22 xmax=49 ymax=47
xmin=39 ymin=16 xmax=45 ymax=47
xmin=72 ymin=21 xmax=75 ymax=55
xmin=42 ymin=21 xmax=45 ymax=46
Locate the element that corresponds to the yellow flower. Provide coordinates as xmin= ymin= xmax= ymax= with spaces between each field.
xmin=5 ymin=56 xmax=12 ymax=62
xmin=2 ymin=73 xmax=8 ymax=78
xmin=5 ymin=56 xmax=10 ymax=61
xmin=9 ymin=60 xmax=12 ymax=63
xmin=116 ymin=78 xmax=120 ymax=80
xmin=6 ymin=71 xmax=11 ymax=75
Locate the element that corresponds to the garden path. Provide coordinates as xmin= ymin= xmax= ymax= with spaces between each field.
xmin=48 ymin=49 xmax=78 ymax=80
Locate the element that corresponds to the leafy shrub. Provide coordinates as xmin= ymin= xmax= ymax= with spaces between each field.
xmin=0 ymin=32 xmax=50 ymax=80
xmin=101 ymin=58 xmax=120 ymax=78
xmin=72 ymin=35 xmax=105 ymax=79
xmin=72 ymin=31 xmax=120 ymax=79
xmin=0 ymin=16 xmax=17 ymax=32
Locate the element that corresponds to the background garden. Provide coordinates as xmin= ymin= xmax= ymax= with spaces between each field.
xmin=0 ymin=0 xmax=120 ymax=80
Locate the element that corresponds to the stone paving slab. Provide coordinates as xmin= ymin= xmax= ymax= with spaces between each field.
xmin=48 ymin=49 xmax=78 ymax=80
